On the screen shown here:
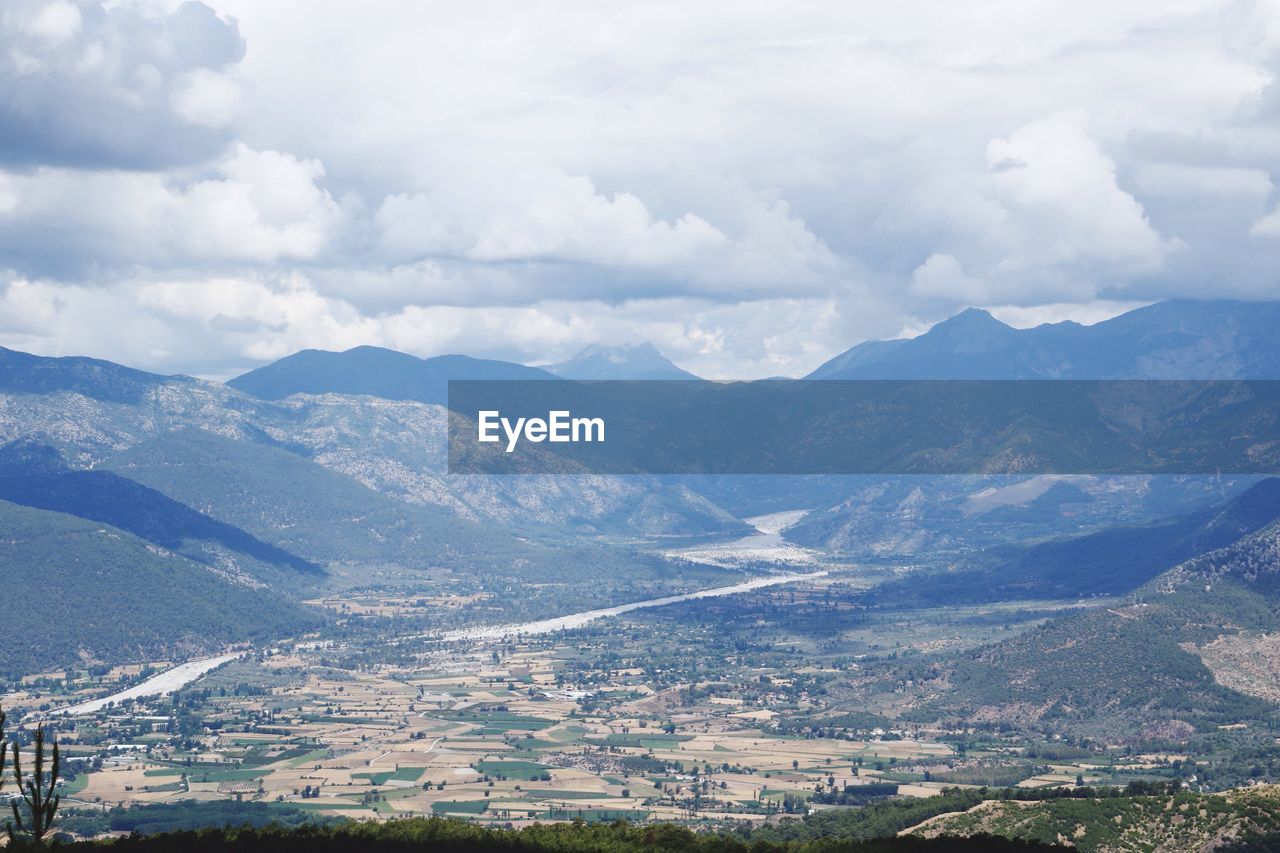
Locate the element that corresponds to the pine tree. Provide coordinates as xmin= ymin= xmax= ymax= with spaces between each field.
xmin=8 ymin=722 xmax=60 ymax=845
xmin=0 ymin=708 xmax=8 ymax=799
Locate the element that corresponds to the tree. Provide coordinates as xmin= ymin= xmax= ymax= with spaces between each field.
xmin=0 ymin=709 xmax=8 ymax=800
xmin=8 ymin=722 xmax=60 ymax=845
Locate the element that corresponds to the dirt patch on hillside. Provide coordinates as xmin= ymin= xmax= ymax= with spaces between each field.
xmin=1194 ymin=632 xmax=1280 ymax=704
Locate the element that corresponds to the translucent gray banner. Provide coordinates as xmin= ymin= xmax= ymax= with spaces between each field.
xmin=446 ymin=380 xmax=1280 ymax=475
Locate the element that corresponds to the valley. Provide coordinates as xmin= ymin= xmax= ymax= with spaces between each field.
xmin=17 ymin=533 xmax=1279 ymax=845
xmin=5 ymin=301 xmax=1280 ymax=850
xmin=10 ymin=573 xmax=1187 ymax=834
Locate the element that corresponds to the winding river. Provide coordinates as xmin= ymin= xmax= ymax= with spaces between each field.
xmin=440 ymin=569 xmax=827 ymax=642
xmin=52 ymin=519 xmax=826 ymax=715
xmin=53 ymin=653 xmax=242 ymax=716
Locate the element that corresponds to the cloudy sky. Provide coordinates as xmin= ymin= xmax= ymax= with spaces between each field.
xmin=2 ymin=0 xmax=1280 ymax=378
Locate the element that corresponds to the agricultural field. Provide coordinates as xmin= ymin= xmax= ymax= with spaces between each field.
xmin=50 ymin=639 xmax=958 ymax=826
xmin=28 ymin=564 xmax=1206 ymax=839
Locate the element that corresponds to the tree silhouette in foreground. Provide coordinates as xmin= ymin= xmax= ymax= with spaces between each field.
xmin=2 ymin=708 xmax=61 ymax=846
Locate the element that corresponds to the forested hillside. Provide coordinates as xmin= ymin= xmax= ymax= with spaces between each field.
xmin=0 ymin=500 xmax=320 ymax=677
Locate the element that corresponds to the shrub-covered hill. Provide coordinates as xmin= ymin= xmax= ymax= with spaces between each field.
xmin=903 ymin=516 xmax=1280 ymax=740
xmin=909 ymin=784 xmax=1280 ymax=852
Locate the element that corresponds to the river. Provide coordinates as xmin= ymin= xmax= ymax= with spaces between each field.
xmin=51 ymin=520 xmax=825 ymax=711
xmin=663 ymin=509 xmax=820 ymax=567
xmin=53 ymin=653 xmax=242 ymax=716
xmin=440 ymin=569 xmax=827 ymax=642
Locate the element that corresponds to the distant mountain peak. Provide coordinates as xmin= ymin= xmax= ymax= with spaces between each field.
xmin=227 ymin=347 xmax=554 ymax=403
xmin=945 ymin=306 xmax=1001 ymax=325
xmin=579 ymin=342 xmax=660 ymax=361
xmin=806 ymin=298 xmax=1280 ymax=380
xmin=921 ymin=307 xmax=1016 ymax=350
xmin=547 ymin=342 xmax=699 ymax=380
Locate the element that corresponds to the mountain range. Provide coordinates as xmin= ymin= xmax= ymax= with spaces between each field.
xmin=862 ymin=476 xmax=1280 ymax=605
xmin=227 ymin=346 xmax=555 ymax=404
xmin=3 ymin=298 xmax=1280 ymax=677
xmin=226 ymin=341 xmax=698 ymax=404
xmin=808 ymin=300 xmax=1280 ymax=379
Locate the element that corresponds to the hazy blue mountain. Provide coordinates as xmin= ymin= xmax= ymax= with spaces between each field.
xmin=867 ymin=477 xmax=1280 ymax=604
xmin=992 ymin=477 xmax=1280 ymax=597
xmin=696 ymin=299 xmax=1280 ymax=518
xmin=0 ymin=345 xmax=178 ymax=403
xmin=105 ymin=427 xmax=534 ymax=572
xmin=783 ymin=474 xmax=1257 ymax=557
xmin=228 ymin=346 xmax=554 ymax=404
xmin=0 ymin=346 xmax=746 ymax=538
xmin=807 ymin=299 xmax=1280 ymax=379
xmin=0 ymin=439 xmax=321 ymax=581
xmin=0 ymin=499 xmax=320 ymax=677
xmin=546 ymin=343 xmax=699 ymax=380
xmin=781 ymin=298 xmax=1280 ymax=552
xmin=102 ymin=428 xmax=708 ymax=589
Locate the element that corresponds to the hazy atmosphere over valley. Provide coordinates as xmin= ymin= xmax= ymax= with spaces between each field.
xmin=5 ymin=2 xmax=1280 ymax=852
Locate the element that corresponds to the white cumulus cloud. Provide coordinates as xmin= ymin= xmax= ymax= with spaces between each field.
xmin=983 ymin=114 xmax=1169 ymax=278
xmin=0 ymin=145 xmax=342 ymax=269
xmin=2 ymin=0 xmax=1280 ymax=376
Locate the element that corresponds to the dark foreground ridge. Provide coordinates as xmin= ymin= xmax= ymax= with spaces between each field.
xmin=54 ymin=818 xmax=1053 ymax=852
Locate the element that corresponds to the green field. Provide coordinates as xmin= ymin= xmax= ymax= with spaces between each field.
xmin=354 ymin=767 xmax=425 ymax=785
xmin=522 ymin=789 xmax=612 ymax=800
xmin=436 ymin=712 xmax=557 ymax=735
xmin=430 ymin=800 xmax=489 ymax=815
xmin=475 ymin=760 xmax=550 ymax=779
xmin=286 ymin=748 xmax=332 ymax=767
xmin=595 ymin=733 xmax=692 ymax=749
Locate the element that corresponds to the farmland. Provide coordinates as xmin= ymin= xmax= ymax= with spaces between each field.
xmin=11 ymin=559 xmax=1219 ymax=840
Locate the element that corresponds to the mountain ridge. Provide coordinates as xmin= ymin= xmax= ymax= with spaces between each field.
xmin=908 ymin=486 xmax=1280 ymax=739
xmin=807 ymin=299 xmax=1280 ymax=380
xmin=0 ymin=345 xmax=181 ymax=404
xmin=0 ymin=439 xmax=323 ymax=580
xmin=227 ymin=345 xmax=555 ymax=404
xmin=862 ymin=477 xmax=1280 ymax=605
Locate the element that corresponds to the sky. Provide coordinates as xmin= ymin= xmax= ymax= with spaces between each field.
xmin=1 ymin=1 xmax=1280 ymax=379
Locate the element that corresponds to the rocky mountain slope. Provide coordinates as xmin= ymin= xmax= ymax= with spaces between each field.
xmin=0 ymin=348 xmax=744 ymax=538
xmin=899 ymin=493 xmax=1280 ymax=740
